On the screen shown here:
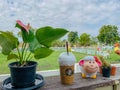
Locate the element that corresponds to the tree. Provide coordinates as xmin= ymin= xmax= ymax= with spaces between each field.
xmin=79 ymin=33 xmax=91 ymax=46
xmin=52 ymin=40 xmax=65 ymax=47
xmin=90 ymin=36 xmax=98 ymax=45
xmin=97 ymin=25 xmax=120 ymax=45
xmin=68 ymin=31 xmax=78 ymax=46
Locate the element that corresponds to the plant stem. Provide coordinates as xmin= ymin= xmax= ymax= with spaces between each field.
xmin=17 ymin=46 xmax=22 ymax=65
xmin=21 ymin=43 xmax=27 ymax=61
xmin=21 ymin=43 xmax=24 ymax=61
xmin=25 ymin=52 xmax=32 ymax=61
xmin=27 ymin=56 xmax=33 ymax=61
xmin=23 ymin=47 xmax=28 ymax=61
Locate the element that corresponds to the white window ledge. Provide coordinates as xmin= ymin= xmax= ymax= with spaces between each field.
xmin=0 ymin=63 xmax=120 ymax=81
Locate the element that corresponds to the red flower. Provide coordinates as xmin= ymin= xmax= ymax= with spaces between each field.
xmin=16 ymin=20 xmax=30 ymax=33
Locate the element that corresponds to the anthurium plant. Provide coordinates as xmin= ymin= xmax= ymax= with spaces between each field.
xmin=0 ymin=20 xmax=68 ymax=66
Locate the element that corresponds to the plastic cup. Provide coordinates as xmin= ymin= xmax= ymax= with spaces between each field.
xmin=58 ymin=52 xmax=76 ymax=85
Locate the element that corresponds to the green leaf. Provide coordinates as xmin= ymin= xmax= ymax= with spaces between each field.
xmin=36 ymin=26 xmax=68 ymax=47
xmin=29 ymin=38 xmax=42 ymax=52
xmin=21 ymin=28 xmax=35 ymax=43
xmin=34 ymin=47 xmax=54 ymax=59
xmin=7 ymin=54 xmax=19 ymax=60
xmin=0 ymin=31 xmax=19 ymax=55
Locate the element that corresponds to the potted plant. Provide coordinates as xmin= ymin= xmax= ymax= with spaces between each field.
xmin=99 ymin=56 xmax=111 ymax=77
xmin=0 ymin=20 xmax=68 ymax=88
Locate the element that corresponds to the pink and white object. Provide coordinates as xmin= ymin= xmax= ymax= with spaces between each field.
xmin=79 ymin=56 xmax=102 ymax=79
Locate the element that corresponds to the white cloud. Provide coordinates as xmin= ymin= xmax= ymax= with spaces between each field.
xmin=0 ymin=0 xmax=120 ymax=36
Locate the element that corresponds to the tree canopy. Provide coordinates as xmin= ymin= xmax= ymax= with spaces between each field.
xmin=97 ymin=25 xmax=120 ymax=45
xmin=68 ymin=31 xmax=78 ymax=46
xmin=79 ymin=33 xmax=91 ymax=46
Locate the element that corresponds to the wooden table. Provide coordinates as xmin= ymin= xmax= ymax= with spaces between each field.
xmin=39 ymin=68 xmax=120 ymax=90
xmin=1 ymin=68 xmax=120 ymax=90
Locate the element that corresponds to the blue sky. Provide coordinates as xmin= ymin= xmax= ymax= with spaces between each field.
xmin=0 ymin=0 xmax=120 ymax=37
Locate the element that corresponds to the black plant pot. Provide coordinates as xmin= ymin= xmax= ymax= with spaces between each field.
xmin=102 ymin=67 xmax=111 ymax=77
xmin=8 ymin=61 xmax=37 ymax=88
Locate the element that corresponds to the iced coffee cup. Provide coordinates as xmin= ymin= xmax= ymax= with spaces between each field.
xmin=58 ymin=52 xmax=76 ymax=85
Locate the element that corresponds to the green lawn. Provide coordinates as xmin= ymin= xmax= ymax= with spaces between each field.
xmin=0 ymin=50 xmax=120 ymax=74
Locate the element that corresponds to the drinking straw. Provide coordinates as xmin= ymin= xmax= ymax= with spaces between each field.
xmin=66 ymin=42 xmax=69 ymax=55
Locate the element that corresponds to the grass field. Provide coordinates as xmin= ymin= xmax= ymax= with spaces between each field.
xmin=0 ymin=50 xmax=120 ymax=74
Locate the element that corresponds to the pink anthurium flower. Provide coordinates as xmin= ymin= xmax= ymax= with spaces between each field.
xmin=16 ymin=20 xmax=30 ymax=33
